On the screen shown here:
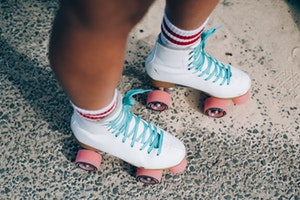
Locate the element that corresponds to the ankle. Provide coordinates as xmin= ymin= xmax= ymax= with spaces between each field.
xmin=71 ymin=90 xmax=118 ymax=121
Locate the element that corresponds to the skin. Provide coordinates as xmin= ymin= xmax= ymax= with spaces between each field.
xmin=49 ymin=0 xmax=219 ymax=110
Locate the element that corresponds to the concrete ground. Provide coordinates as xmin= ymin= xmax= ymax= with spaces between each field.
xmin=1 ymin=0 xmax=299 ymax=199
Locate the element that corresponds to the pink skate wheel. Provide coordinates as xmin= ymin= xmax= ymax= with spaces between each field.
xmin=136 ymin=168 xmax=163 ymax=184
xmin=146 ymin=90 xmax=171 ymax=111
xmin=204 ymin=97 xmax=228 ymax=118
xmin=75 ymin=149 xmax=102 ymax=171
xmin=232 ymin=91 xmax=250 ymax=105
xmin=169 ymin=157 xmax=187 ymax=174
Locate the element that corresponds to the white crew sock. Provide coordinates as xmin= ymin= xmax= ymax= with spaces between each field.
xmin=160 ymin=12 xmax=208 ymax=49
xmin=71 ymin=90 xmax=117 ymax=121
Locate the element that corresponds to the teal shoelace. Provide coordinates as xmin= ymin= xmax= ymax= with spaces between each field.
xmin=106 ymin=89 xmax=164 ymax=156
xmin=188 ymin=27 xmax=232 ymax=86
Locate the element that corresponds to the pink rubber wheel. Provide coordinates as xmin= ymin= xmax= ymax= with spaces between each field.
xmin=232 ymin=91 xmax=250 ymax=105
xmin=75 ymin=149 xmax=102 ymax=171
xmin=204 ymin=97 xmax=228 ymax=118
xmin=169 ymin=157 xmax=187 ymax=174
xmin=136 ymin=168 xmax=163 ymax=184
xmin=146 ymin=90 xmax=171 ymax=111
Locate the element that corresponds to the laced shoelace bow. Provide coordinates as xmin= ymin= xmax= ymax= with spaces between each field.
xmin=106 ymin=89 xmax=164 ymax=156
xmin=187 ymin=27 xmax=232 ymax=86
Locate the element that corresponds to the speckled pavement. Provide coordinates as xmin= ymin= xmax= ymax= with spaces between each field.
xmin=1 ymin=0 xmax=300 ymax=199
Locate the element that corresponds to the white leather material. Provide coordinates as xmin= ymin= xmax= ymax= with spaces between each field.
xmin=71 ymin=90 xmax=186 ymax=169
xmin=146 ymin=39 xmax=251 ymax=99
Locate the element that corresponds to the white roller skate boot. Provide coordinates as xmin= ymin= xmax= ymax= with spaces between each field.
xmin=71 ymin=89 xmax=187 ymax=184
xmin=146 ymin=27 xmax=251 ymax=118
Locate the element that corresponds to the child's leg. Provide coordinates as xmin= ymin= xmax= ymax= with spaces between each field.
xmin=165 ymin=0 xmax=219 ymax=30
xmin=48 ymin=0 xmax=187 ymax=182
xmin=49 ymin=0 xmax=154 ymax=110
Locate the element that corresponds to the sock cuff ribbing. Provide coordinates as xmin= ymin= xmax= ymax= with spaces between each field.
xmin=160 ymin=12 xmax=208 ymax=48
xmin=71 ymin=89 xmax=118 ymax=120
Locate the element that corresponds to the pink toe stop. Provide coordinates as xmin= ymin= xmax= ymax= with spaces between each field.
xmin=232 ymin=91 xmax=250 ymax=105
xmin=169 ymin=157 xmax=187 ymax=174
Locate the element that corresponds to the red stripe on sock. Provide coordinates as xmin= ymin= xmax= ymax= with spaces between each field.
xmin=162 ymin=18 xmax=204 ymax=41
xmin=161 ymin=25 xmax=202 ymax=46
xmin=77 ymin=102 xmax=116 ymax=120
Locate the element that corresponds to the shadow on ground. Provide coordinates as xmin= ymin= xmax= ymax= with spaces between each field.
xmin=0 ymin=37 xmax=78 ymax=161
xmin=286 ymin=0 xmax=300 ymax=29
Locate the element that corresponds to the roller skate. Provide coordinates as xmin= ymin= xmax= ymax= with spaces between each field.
xmin=72 ymin=89 xmax=187 ymax=184
xmin=145 ymin=27 xmax=251 ymax=118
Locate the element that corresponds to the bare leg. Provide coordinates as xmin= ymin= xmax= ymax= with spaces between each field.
xmin=166 ymin=0 xmax=219 ymax=30
xmin=49 ymin=0 xmax=154 ymax=110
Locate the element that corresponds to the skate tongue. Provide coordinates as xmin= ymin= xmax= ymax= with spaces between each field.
xmin=126 ymin=115 xmax=163 ymax=155
xmin=107 ymin=89 xmax=164 ymax=156
xmin=188 ymin=26 xmax=232 ymax=86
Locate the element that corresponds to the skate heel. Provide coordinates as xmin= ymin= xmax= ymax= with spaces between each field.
xmin=150 ymin=78 xmax=175 ymax=91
